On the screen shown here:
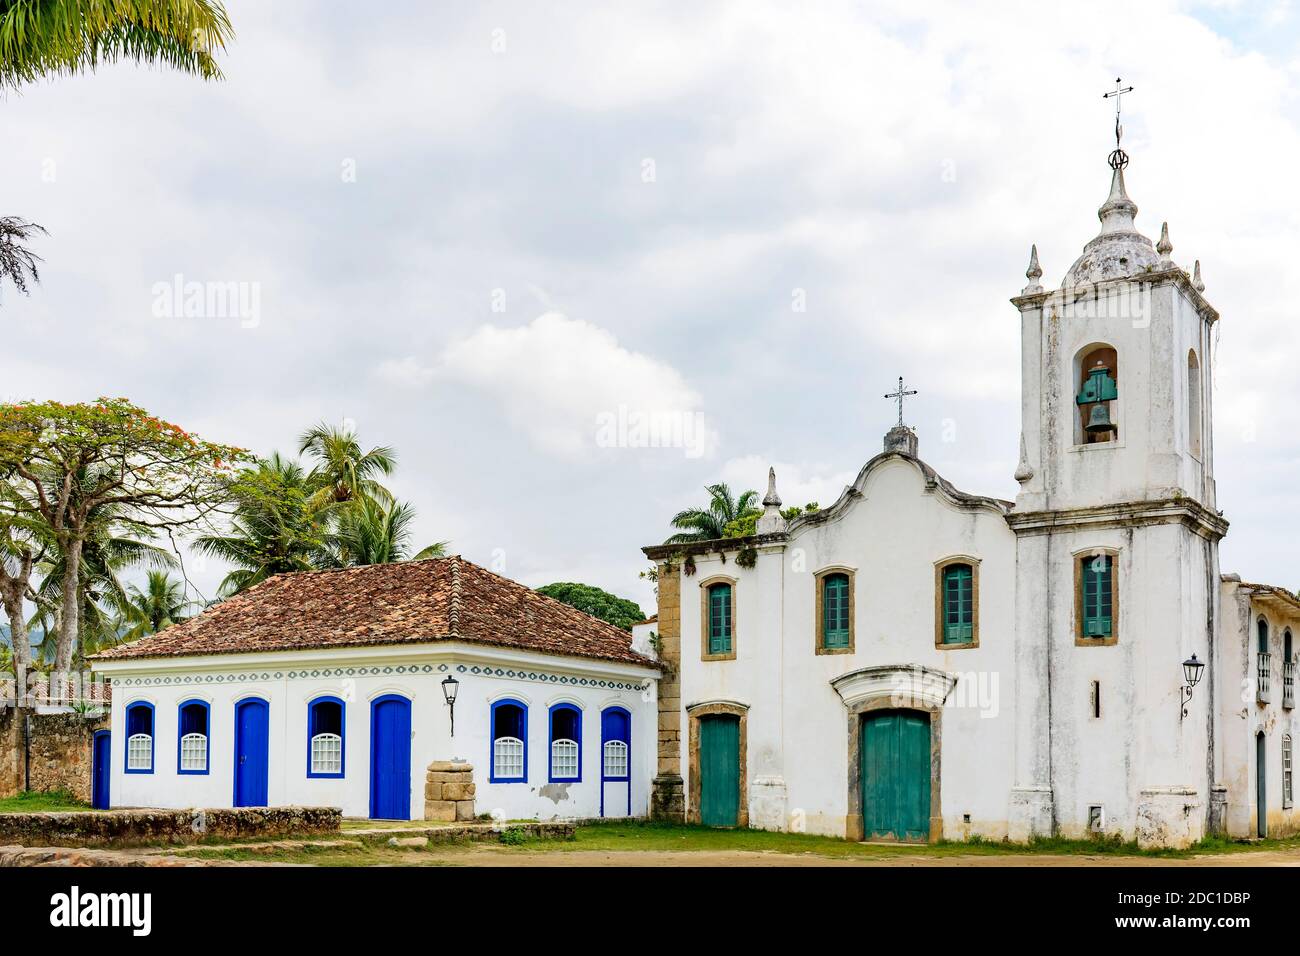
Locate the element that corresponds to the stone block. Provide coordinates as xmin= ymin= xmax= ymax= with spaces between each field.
xmin=427 ymin=761 xmax=473 ymax=773
xmin=424 ymin=800 xmax=457 ymax=822
xmin=424 ymin=782 xmax=443 ymax=801
xmin=442 ymin=782 xmax=475 ymax=801
xmin=455 ymin=800 xmax=476 ymax=822
xmin=427 ymin=771 xmax=469 ymax=784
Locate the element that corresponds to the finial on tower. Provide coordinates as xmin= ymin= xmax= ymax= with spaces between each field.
xmin=756 ymin=466 xmax=787 ymax=535
xmin=1103 ymin=77 xmax=1134 ymax=170
xmin=1157 ymin=221 xmax=1173 ymax=265
xmin=1193 ymin=259 xmax=1205 ymax=293
xmin=1023 ymin=244 xmax=1043 ymax=294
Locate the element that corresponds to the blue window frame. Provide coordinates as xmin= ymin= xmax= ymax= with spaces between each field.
xmin=124 ymin=701 xmax=154 ymax=774
xmin=600 ymin=707 xmax=632 ymax=818
xmin=548 ymin=703 xmax=582 ymax=783
xmin=490 ymin=699 xmax=527 ymax=783
xmin=176 ymin=699 xmax=210 ymax=775
xmin=307 ymin=695 xmax=346 ymax=778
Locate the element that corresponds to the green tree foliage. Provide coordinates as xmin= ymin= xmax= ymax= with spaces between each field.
xmin=722 ymin=502 xmax=820 ymax=538
xmin=536 ymin=582 xmax=645 ymax=632
xmin=193 ymin=453 xmax=331 ymax=597
xmin=118 ymin=570 xmax=193 ymax=641
xmin=324 ymin=497 xmax=447 ymax=567
xmin=0 ymin=0 xmax=234 ymax=91
xmin=298 ymin=422 xmax=396 ymax=508
xmin=0 ymin=398 xmax=244 ymax=671
xmin=666 ymin=483 xmax=759 ymax=543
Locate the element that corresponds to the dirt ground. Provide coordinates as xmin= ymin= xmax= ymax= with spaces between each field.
xmin=398 ymin=845 xmax=1300 ymax=867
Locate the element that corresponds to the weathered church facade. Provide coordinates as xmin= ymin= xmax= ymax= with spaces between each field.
xmin=642 ymin=154 xmax=1300 ymax=849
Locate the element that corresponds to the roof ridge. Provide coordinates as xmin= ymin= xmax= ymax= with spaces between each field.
xmin=448 ymin=554 xmax=461 ymax=635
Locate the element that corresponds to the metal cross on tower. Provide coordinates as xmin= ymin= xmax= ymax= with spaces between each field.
xmin=884 ymin=376 xmax=917 ymax=427
xmin=1103 ymin=76 xmax=1134 ymax=169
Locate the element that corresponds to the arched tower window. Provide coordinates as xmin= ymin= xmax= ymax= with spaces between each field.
xmin=1187 ymin=349 xmax=1202 ymax=459
xmin=1075 ymin=345 xmax=1119 ymax=445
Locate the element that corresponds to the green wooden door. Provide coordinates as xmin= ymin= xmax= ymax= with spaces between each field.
xmin=699 ymin=715 xmax=740 ymax=827
xmin=861 ymin=710 xmax=930 ymax=841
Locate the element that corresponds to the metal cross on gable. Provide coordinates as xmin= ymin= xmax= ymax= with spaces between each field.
xmin=884 ymin=376 xmax=917 ymax=427
xmin=1103 ymin=76 xmax=1134 ymax=169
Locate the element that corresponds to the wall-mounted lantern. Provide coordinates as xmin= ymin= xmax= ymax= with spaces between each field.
xmin=441 ymin=674 xmax=460 ymax=736
xmin=1180 ymin=654 xmax=1204 ymax=721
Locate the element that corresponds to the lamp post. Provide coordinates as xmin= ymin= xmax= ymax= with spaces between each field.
xmin=441 ymin=674 xmax=460 ymax=737
xmin=1180 ymin=653 xmax=1204 ymax=721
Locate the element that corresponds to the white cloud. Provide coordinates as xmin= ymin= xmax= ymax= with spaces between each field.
xmin=430 ymin=312 xmax=719 ymax=459
xmin=375 ymin=356 xmax=435 ymax=389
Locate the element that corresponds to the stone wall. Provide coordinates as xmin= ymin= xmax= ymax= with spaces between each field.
xmin=423 ymin=761 xmax=476 ymax=822
xmin=0 ymin=708 xmax=108 ymax=802
xmin=651 ymin=563 xmax=684 ymax=821
xmin=0 ymin=806 xmax=341 ymax=847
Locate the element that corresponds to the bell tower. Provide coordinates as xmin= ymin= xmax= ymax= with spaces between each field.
xmin=1004 ymin=84 xmax=1229 ymax=848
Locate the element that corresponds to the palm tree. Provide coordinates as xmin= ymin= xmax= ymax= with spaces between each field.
xmin=298 ymin=423 xmax=397 ymax=508
xmin=0 ymin=0 xmax=235 ymax=92
xmin=193 ymin=454 xmax=333 ymax=596
xmin=119 ymin=571 xmax=193 ymax=641
xmin=325 ymin=497 xmax=447 ymax=567
xmin=0 ymin=216 xmax=46 ymax=299
xmin=666 ymin=482 xmax=760 ymax=543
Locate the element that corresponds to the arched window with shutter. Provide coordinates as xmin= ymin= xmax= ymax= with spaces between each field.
xmin=177 ymin=699 xmax=209 ymax=775
xmin=549 ymin=703 xmax=582 ymax=782
xmin=490 ymin=699 xmax=527 ymax=783
xmin=307 ymin=696 xmax=345 ymax=778
xmin=125 ymin=702 xmax=154 ymax=774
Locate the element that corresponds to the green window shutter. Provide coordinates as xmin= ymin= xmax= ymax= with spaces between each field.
xmin=942 ymin=565 xmax=974 ymax=643
xmin=823 ymin=574 xmax=850 ymax=648
xmin=1082 ymin=556 xmax=1113 ymax=637
xmin=708 ymin=584 xmax=732 ymax=654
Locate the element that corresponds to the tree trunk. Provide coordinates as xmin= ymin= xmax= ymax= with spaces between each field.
xmin=54 ymin=537 xmax=82 ymax=673
xmin=0 ymin=586 xmax=28 ymax=671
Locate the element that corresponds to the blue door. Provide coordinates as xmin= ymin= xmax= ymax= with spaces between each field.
xmin=92 ymin=731 xmax=111 ymax=810
xmin=234 ymin=698 xmax=270 ymax=807
xmin=370 ymin=695 xmax=412 ymax=820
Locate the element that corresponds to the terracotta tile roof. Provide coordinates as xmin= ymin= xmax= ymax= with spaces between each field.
xmin=92 ymin=557 xmax=656 ymax=668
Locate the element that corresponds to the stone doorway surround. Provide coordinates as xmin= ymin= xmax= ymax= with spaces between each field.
xmin=831 ymin=664 xmax=956 ymax=844
xmin=686 ymin=699 xmax=749 ymax=827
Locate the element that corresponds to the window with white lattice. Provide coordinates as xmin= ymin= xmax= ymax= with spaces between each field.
xmin=125 ymin=703 xmax=153 ymax=773
xmin=491 ymin=700 xmax=527 ymax=782
xmin=603 ymin=740 xmax=628 ymax=778
xmin=177 ymin=700 xmax=209 ymax=774
xmin=601 ymin=707 xmax=631 ymax=783
xmin=549 ymin=704 xmax=581 ymax=781
xmin=307 ymin=697 xmax=345 ymax=778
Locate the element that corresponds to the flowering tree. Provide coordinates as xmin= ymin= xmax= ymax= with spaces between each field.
xmin=0 ymin=398 xmax=245 ymax=671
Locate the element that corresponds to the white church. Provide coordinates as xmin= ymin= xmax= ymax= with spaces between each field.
xmin=89 ymin=132 xmax=1298 ymax=850
xmin=641 ymin=142 xmax=1300 ymax=849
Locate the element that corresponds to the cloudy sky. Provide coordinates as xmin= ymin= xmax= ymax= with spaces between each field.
xmin=2 ymin=0 xmax=1298 ymax=613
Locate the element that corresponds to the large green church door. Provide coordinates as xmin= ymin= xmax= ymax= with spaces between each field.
xmin=699 ymin=715 xmax=740 ymax=827
xmin=861 ymin=710 xmax=930 ymax=841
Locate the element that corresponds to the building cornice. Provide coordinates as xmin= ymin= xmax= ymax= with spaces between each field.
xmin=1006 ymin=496 xmax=1229 ymax=540
xmin=1010 ymin=267 xmax=1219 ymax=324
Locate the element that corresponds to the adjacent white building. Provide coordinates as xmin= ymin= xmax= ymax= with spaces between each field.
xmin=91 ymin=557 xmax=659 ymax=822
xmin=642 ymin=152 xmax=1300 ymax=848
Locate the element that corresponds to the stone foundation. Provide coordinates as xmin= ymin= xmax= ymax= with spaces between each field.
xmin=423 ymin=761 xmax=476 ymax=822
xmin=0 ymin=806 xmax=340 ymax=847
xmin=1136 ymin=787 xmax=1203 ymax=850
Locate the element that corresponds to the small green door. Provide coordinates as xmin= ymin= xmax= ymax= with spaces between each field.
xmin=861 ymin=710 xmax=930 ymax=841
xmin=699 ymin=715 xmax=740 ymax=827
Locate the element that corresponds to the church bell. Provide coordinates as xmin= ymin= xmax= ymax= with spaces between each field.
xmin=1085 ymin=402 xmax=1116 ymax=435
xmin=1077 ymin=361 xmax=1118 ymax=437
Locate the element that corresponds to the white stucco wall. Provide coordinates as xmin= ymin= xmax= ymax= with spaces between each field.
xmin=675 ymin=454 xmax=1018 ymax=840
xmin=95 ymin=642 xmax=657 ymax=822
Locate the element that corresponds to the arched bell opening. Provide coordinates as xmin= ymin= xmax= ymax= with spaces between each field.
xmin=1075 ymin=344 xmax=1119 ymax=445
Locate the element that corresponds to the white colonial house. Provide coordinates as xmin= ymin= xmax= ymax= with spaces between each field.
xmin=90 ymin=557 xmax=659 ymax=822
xmin=641 ymin=149 xmax=1300 ymax=849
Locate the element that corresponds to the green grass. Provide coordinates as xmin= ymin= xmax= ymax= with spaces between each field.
xmin=0 ymin=790 xmax=91 ymax=813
